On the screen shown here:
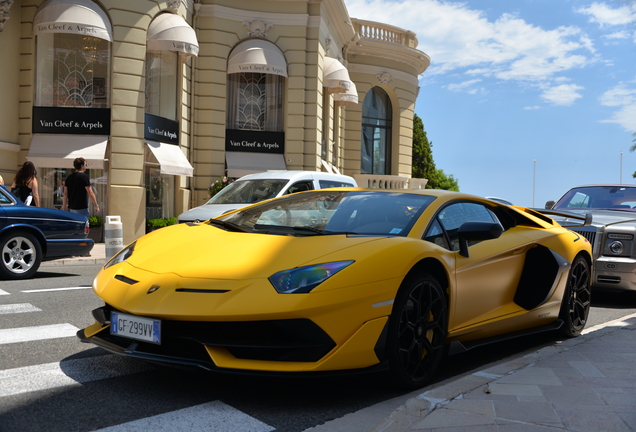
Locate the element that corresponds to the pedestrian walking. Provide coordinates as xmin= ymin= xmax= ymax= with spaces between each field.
xmin=62 ymin=157 xmax=100 ymax=219
xmin=10 ymin=161 xmax=40 ymax=206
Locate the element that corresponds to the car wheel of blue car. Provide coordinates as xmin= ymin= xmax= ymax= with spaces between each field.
xmin=387 ymin=273 xmax=448 ymax=389
xmin=0 ymin=230 xmax=43 ymax=280
xmin=559 ymin=255 xmax=591 ymax=338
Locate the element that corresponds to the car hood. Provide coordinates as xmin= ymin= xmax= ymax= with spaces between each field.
xmin=124 ymin=222 xmax=386 ymax=279
xmin=558 ymin=209 xmax=636 ymax=227
xmin=178 ymin=204 xmax=248 ymax=222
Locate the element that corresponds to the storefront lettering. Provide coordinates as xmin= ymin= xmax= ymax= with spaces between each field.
xmin=229 ymin=140 xmax=280 ymax=150
xmin=147 ymin=127 xmax=177 ymax=140
xmin=236 ymin=64 xmax=285 ymax=75
xmin=39 ymin=119 xmax=103 ymax=130
xmin=36 ymin=24 xmax=98 ymax=35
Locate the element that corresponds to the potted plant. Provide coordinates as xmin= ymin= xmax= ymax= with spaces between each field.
xmin=87 ymin=215 xmax=104 ymax=242
xmin=146 ymin=217 xmax=167 ymax=233
xmin=209 ymin=176 xmax=235 ymax=198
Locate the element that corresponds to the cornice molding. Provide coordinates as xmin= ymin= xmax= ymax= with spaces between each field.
xmin=195 ymin=4 xmax=310 ymax=27
xmin=347 ymin=40 xmax=430 ymax=74
xmin=347 ymin=63 xmax=420 ymax=87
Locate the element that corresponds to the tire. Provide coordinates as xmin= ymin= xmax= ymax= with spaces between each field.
xmin=386 ymin=273 xmax=448 ymax=389
xmin=0 ymin=230 xmax=43 ymax=280
xmin=559 ymin=255 xmax=591 ymax=338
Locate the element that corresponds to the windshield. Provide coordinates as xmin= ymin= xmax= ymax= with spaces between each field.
xmin=206 ymin=179 xmax=289 ymax=205
xmin=217 ymin=190 xmax=436 ymax=236
xmin=554 ymin=186 xmax=636 ymax=211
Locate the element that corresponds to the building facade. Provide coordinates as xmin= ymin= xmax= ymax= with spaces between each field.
xmin=0 ymin=0 xmax=429 ymax=244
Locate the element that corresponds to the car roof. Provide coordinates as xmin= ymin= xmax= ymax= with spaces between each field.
xmin=235 ymin=170 xmax=356 ymax=183
xmin=566 ymin=184 xmax=636 ymax=189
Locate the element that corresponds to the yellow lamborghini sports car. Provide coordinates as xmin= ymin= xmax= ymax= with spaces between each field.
xmin=78 ymin=189 xmax=593 ymax=388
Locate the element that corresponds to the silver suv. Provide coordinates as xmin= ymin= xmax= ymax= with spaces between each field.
xmin=178 ymin=171 xmax=357 ymax=223
xmin=546 ymin=184 xmax=636 ymax=292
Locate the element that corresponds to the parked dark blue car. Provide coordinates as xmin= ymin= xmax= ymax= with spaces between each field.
xmin=0 ymin=187 xmax=93 ymax=279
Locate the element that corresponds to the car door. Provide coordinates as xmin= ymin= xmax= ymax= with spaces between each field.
xmin=425 ymin=201 xmax=531 ymax=332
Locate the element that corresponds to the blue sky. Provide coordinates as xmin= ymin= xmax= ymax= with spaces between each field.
xmin=345 ymin=0 xmax=636 ymax=208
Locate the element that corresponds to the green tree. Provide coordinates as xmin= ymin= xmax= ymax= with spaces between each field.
xmin=411 ymin=114 xmax=459 ymax=190
xmin=412 ymin=114 xmax=436 ymax=180
xmin=430 ymin=169 xmax=460 ymax=191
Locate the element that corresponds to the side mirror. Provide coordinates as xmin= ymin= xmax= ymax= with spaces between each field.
xmin=457 ymin=221 xmax=503 ymax=257
xmin=545 ymin=200 xmax=555 ymax=209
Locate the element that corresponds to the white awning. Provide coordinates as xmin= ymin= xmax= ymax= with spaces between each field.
xmin=227 ymin=39 xmax=288 ymax=78
xmin=33 ymin=0 xmax=113 ymax=42
xmin=323 ymin=57 xmax=353 ymax=94
xmin=225 ymin=151 xmax=287 ymax=178
xmin=334 ymin=82 xmax=358 ymax=106
xmin=147 ymin=13 xmax=199 ymax=57
xmin=146 ymin=141 xmax=193 ymax=177
xmin=28 ymin=135 xmax=108 ymax=169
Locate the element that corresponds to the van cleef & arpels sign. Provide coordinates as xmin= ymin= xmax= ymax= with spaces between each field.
xmin=32 ymin=107 xmax=110 ymax=135
xmin=225 ymin=129 xmax=284 ymax=154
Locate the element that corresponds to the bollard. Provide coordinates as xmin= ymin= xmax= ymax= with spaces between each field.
xmin=104 ymin=215 xmax=124 ymax=259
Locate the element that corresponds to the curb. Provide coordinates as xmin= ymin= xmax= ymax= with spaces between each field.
xmin=369 ymin=312 xmax=636 ymax=432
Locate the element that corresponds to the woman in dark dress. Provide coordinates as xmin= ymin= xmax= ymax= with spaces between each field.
xmin=10 ymin=161 xmax=40 ymax=206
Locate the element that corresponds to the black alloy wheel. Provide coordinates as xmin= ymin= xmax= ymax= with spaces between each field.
xmin=387 ymin=273 xmax=448 ymax=389
xmin=559 ymin=255 xmax=591 ymax=337
xmin=0 ymin=230 xmax=43 ymax=280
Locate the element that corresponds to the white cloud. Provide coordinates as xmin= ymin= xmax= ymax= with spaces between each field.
xmin=446 ymin=79 xmax=482 ymax=92
xmin=603 ymin=31 xmax=631 ymax=39
xmin=540 ymin=84 xmax=585 ymax=105
xmin=599 ymin=83 xmax=636 ymax=130
xmin=576 ymin=2 xmax=636 ymax=27
xmin=345 ymin=0 xmax=595 ymax=82
xmin=524 ymin=106 xmax=542 ymax=110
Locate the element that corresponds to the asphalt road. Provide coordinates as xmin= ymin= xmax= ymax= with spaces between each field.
xmin=1 ymin=263 xmax=635 ymax=432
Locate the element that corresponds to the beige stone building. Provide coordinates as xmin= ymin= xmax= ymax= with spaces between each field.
xmin=0 ymin=0 xmax=429 ymax=244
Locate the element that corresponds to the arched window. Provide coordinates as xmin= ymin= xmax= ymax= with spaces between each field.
xmin=226 ymin=39 xmax=287 ymax=132
xmin=34 ymin=0 xmax=112 ymax=108
xmin=361 ymin=87 xmax=392 ymax=174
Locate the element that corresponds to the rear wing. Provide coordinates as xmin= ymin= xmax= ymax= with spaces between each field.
xmin=531 ymin=209 xmax=593 ymax=227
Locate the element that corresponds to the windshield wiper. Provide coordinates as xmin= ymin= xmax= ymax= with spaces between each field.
xmin=207 ymin=219 xmax=249 ymax=232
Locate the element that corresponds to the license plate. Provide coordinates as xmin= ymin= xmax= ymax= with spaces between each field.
xmin=110 ymin=312 xmax=161 ymax=344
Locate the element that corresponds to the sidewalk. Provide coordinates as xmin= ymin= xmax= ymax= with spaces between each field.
xmin=41 ymin=242 xmax=107 ymax=267
xmin=311 ymin=314 xmax=636 ymax=432
xmin=372 ymin=314 xmax=636 ymax=432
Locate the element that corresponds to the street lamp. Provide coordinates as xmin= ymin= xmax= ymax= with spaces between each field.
xmin=620 ymin=151 xmax=623 ymax=184
xmin=533 ymin=159 xmax=536 ymax=208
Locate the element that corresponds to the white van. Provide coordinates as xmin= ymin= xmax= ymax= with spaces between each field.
xmin=178 ymin=171 xmax=357 ymax=223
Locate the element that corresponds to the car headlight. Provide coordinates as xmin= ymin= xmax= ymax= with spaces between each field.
xmin=269 ymin=261 xmax=354 ymax=294
xmin=609 ymin=241 xmax=624 ymax=254
xmin=104 ymin=242 xmax=136 ymax=269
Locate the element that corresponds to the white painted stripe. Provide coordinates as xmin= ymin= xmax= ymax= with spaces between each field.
xmin=94 ymin=401 xmax=275 ymax=432
xmin=22 ymin=286 xmax=92 ymax=293
xmin=0 ymin=303 xmax=42 ymax=315
xmin=0 ymin=355 xmax=151 ymax=397
xmin=0 ymin=324 xmax=78 ymax=345
xmin=0 ymin=289 xmax=9 ymax=295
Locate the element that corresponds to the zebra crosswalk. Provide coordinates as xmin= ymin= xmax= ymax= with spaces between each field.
xmin=0 ymin=286 xmax=277 ymax=432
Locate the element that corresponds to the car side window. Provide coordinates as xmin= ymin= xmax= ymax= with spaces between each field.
xmin=0 ymin=189 xmax=12 ymax=204
xmin=425 ymin=202 xmax=498 ymax=251
xmin=319 ymin=180 xmax=354 ymax=188
xmin=424 ymin=219 xmax=450 ymax=249
xmin=286 ymin=181 xmax=313 ymax=194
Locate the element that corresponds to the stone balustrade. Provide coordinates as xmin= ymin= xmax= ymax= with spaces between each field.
xmin=354 ymin=174 xmax=428 ymax=190
xmin=351 ymin=19 xmax=419 ymax=48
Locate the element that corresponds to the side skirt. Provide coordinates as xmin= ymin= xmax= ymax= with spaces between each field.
xmin=447 ymin=320 xmax=563 ymax=355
